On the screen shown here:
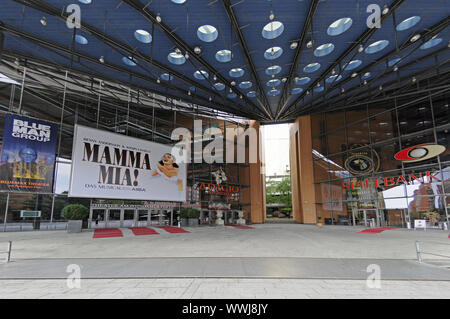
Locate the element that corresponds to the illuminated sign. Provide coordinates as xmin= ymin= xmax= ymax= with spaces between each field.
xmin=342 ymin=171 xmax=441 ymax=190
xmin=198 ymin=182 xmax=240 ymax=196
xmin=394 ymin=143 xmax=445 ymax=163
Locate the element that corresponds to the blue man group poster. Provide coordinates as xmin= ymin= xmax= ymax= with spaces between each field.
xmin=0 ymin=114 xmax=59 ymax=193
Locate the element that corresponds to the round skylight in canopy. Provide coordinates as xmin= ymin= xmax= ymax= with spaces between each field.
xmin=314 ymin=86 xmax=324 ymax=93
xmin=314 ymin=43 xmax=335 ymax=57
xmin=294 ymin=77 xmax=310 ymax=85
xmin=134 ymin=29 xmax=152 ymax=43
xmin=215 ymin=50 xmax=232 ymax=63
xmin=396 ymin=16 xmax=421 ymax=31
xmin=194 ymin=70 xmax=209 ymax=80
xmin=267 ymin=79 xmax=281 ymax=87
xmin=171 ymin=0 xmax=186 ymax=3
xmin=264 ymin=46 xmax=283 ymax=60
xmin=291 ymin=87 xmax=303 ymax=95
xmin=388 ymin=57 xmax=401 ymax=67
xmin=247 ymin=91 xmax=257 ymax=98
xmin=229 ymin=68 xmax=245 ymax=78
xmin=75 ymin=35 xmax=88 ymax=45
xmin=214 ymin=83 xmax=225 ymax=91
xmin=122 ymin=56 xmax=137 ymax=66
xmin=362 ymin=72 xmax=372 ymax=80
xmin=197 ymin=25 xmax=218 ymax=42
xmin=326 ymin=75 xmax=342 ymax=84
xmin=239 ymin=81 xmax=252 ymax=89
xmin=327 ymin=17 xmax=353 ymax=36
xmin=78 ymin=0 xmax=92 ymax=4
xmin=365 ymin=40 xmax=389 ymax=54
xmin=262 ymin=21 xmax=284 ymax=39
xmin=161 ymin=73 xmax=173 ymax=81
xmin=168 ymin=52 xmax=186 ymax=65
xmin=268 ymin=89 xmax=280 ymax=96
xmin=343 ymin=60 xmax=362 ymax=71
xmin=228 ymin=93 xmax=237 ymax=99
xmin=265 ymin=65 xmax=282 ymax=76
xmin=303 ymin=62 xmax=321 ymax=73
xmin=420 ymin=37 xmax=443 ymax=50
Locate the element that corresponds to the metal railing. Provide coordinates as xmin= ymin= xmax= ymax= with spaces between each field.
xmin=0 ymin=241 xmax=12 ymax=263
xmin=415 ymin=240 xmax=450 ymax=263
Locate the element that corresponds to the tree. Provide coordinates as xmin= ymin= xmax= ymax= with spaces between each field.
xmin=266 ymin=177 xmax=292 ymax=208
xmin=62 ymin=204 xmax=89 ymax=220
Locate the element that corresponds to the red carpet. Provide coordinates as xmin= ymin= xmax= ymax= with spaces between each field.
xmin=157 ymin=226 xmax=190 ymax=233
xmin=357 ymin=227 xmax=398 ymax=234
xmin=129 ymin=227 xmax=159 ymax=236
xmin=93 ymin=228 xmax=123 ymax=238
xmin=226 ymin=224 xmax=254 ymax=229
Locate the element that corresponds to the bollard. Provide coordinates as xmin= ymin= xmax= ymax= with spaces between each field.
xmin=415 ymin=241 xmax=422 ymax=263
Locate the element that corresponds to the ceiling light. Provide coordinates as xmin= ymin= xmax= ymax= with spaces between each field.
xmin=306 ymin=40 xmax=313 ymax=49
xmin=410 ymin=34 xmax=421 ymax=42
xmin=156 ymin=13 xmax=162 ymax=23
xmin=14 ymin=58 xmax=19 ymax=66
xmin=270 ymin=47 xmax=275 ymax=56
xmin=156 ymin=77 xmax=160 ymax=84
xmin=382 ymin=5 xmax=389 ymax=15
xmin=363 ymin=80 xmax=368 ymax=85
xmin=341 ymin=87 xmax=345 ymax=93
xmin=213 ymin=75 xmax=217 ymax=81
xmin=40 ymin=16 xmax=47 ymax=26
xmin=393 ymin=66 xmax=398 ymax=72
xmin=269 ymin=11 xmax=275 ymax=21
xmin=194 ymin=46 xmax=202 ymax=54
xmin=184 ymin=52 xmax=189 ymax=59
xmin=379 ymin=85 xmax=383 ymax=90
xmin=229 ymin=88 xmax=233 ymax=93
xmin=174 ymin=48 xmax=181 ymax=54
xmin=240 ymin=95 xmax=243 ymax=99
xmin=351 ymin=72 xmax=358 ymax=78
xmin=230 ymin=81 xmax=236 ymax=86
xmin=306 ymin=90 xmax=310 ymax=95
xmin=99 ymin=56 xmax=105 ymax=63
xmin=209 ymin=96 xmax=212 ymax=101
xmin=290 ymin=41 xmax=298 ymax=50
xmin=358 ymin=44 xmax=364 ymax=52
xmin=188 ymin=90 xmax=191 ymax=96
xmin=412 ymin=76 xmax=417 ymax=83
xmin=316 ymin=82 xmax=321 ymax=87
xmin=331 ymin=69 xmax=336 ymax=75
xmin=281 ymin=77 xmax=287 ymax=82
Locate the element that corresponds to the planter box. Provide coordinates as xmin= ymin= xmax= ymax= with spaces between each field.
xmin=67 ymin=220 xmax=82 ymax=233
xmin=188 ymin=218 xmax=199 ymax=227
xmin=180 ymin=218 xmax=189 ymax=227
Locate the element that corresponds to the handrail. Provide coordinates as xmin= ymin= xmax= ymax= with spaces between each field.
xmin=0 ymin=241 xmax=12 ymax=262
xmin=415 ymin=240 xmax=450 ymax=263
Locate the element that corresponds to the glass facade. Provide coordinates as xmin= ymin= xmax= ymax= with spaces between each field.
xmin=311 ymin=90 xmax=449 ymax=228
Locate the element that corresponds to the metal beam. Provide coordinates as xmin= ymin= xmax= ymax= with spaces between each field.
xmin=12 ymin=0 xmax=264 ymax=120
xmin=276 ymin=0 xmax=406 ymax=120
xmin=121 ymin=0 xmax=269 ymax=119
xmin=222 ymin=0 xmax=273 ymax=120
xmin=273 ymin=0 xmax=320 ymax=119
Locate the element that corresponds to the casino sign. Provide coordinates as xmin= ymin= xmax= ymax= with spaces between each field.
xmin=344 ymin=144 xmax=380 ymax=176
xmin=394 ymin=143 xmax=445 ymax=163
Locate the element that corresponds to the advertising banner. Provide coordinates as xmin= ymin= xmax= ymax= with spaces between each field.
xmin=0 ymin=114 xmax=58 ymax=193
xmin=69 ymin=125 xmax=187 ymax=201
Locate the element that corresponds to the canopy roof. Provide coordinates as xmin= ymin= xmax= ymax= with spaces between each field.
xmin=0 ymin=0 xmax=449 ymax=123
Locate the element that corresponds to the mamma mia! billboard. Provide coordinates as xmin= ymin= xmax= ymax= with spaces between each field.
xmin=68 ymin=125 xmax=187 ymax=201
xmin=0 ymin=114 xmax=58 ymax=193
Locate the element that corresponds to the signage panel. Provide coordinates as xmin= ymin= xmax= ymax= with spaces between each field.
xmin=69 ymin=125 xmax=187 ymax=201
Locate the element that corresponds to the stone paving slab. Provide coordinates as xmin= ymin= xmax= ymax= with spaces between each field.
xmin=1 ymin=257 xmax=449 ymax=280
xmin=1 ymin=278 xmax=449 ymax=299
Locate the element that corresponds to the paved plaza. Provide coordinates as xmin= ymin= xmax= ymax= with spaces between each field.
xmin=0 ymin=224 xmax=449 ymax=298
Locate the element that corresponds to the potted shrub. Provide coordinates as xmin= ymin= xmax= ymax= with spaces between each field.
xmin=62 ymin=204 xmax=89 ymax=233
xmin=188 ymin=208 xmax=200 ymax=227
xmin=179 ymin=208 xmax=190 ymax=227
xmin=316 ymin=216 xmax=323 ymax=227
